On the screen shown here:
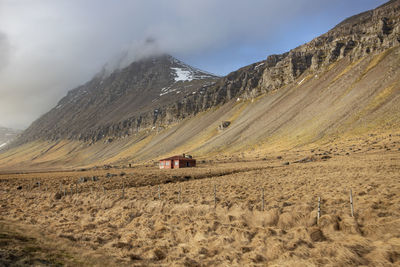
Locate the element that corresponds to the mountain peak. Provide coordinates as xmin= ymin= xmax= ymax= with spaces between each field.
xmin=17 ymin=54 xmax=218 ymax=143
xmin=96 ymin=53 xmax=217 ymax=83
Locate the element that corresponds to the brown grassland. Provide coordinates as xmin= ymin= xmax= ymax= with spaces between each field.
xmin=0 ymin=132 xmax=399 ymax=266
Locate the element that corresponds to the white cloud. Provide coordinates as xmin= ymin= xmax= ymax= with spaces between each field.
xmin=0 ymin=31 xmax=11 ymax=71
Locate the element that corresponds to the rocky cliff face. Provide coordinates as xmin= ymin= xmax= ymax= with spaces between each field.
xmin=259 ymin=0 xmax=400 ymax=92
xmin=156 ymin=0 xmax=400 ymax=124
xmin=14 ymin=0 xmax=400 ymax=145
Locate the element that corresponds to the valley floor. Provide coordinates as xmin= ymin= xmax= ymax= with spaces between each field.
xmin=0 ymin=133 xmax=399 ymax=266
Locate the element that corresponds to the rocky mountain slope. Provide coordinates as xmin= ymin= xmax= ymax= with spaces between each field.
xmin=1 ymin=0 xmax=400 ymax=170
xmin=0 ymin=126 xmax=21 ymax=150
xmin=16 ymin=55 xmax=218 ymax=144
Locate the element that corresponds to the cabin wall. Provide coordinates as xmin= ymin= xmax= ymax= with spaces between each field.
xmin=179 ymin=159 xmax=196 ymax=168
xmin=159 ymin=160 xmax=172 ymax=169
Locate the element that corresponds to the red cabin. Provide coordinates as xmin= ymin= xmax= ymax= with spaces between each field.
xmin=159 ymin=154 xmax=196 ymax=169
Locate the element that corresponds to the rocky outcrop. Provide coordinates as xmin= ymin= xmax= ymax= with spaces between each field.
xmin=259 ymin=0 xmax=400 ymax=92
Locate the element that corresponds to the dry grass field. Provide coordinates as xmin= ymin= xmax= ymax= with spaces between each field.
xmin=1 ymin=132 xmax=400 ymax=266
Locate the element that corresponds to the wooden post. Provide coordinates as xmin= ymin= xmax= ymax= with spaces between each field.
xmin=38 ymin=181 xmax=41 ymax=190
xmin=350 ymin=189 xmax=354 ymax=217
xmin=102 ymin=186 xmax=105 ymax=194
xmin=158 ymin=185 xmax=161 ymax=200
xmin=317 ymin=197 xmax=321 ymax=225
xmin=122 ymin=183 xmax=125 ymax=199
xmin=75 ymin=183 xmax=78 ymax=194
xmin=214 ymin=185 xmax=217 ymax=208
xmin=64 ymin=188 xmax=66 ymax=197
xmin=261 ymin=188 xmax=265 ymax=211
xmin=178 ymin=185 xmax=182 ymax=203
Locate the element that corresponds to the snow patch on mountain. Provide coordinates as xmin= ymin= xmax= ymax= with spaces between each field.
xmin=160 ymin=86 xmax=175 ymax=96
xmin=0 ymin=142 xmax=7 ymax=148
xmin=170 ymin=66 xmax=216 ymax=83
xmin=254 ymin=62 xmax=264 ymax=69
xmin=171 ymin=68 xmax=194 ymax=82
xmin=169 ymin=56 xmax=217 ymax=83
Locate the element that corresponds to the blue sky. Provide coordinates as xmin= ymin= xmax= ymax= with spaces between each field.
xmin=0 ymin=0 xmax=388 ymax=129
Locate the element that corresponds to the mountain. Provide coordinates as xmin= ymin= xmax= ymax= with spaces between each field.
xmin=0 ymin=126 xmax=21 ymax=150
xmin=16 ymin=55 xmax=218 ymax=144
xmin=1 ymin=0 xmax=400 ymax=170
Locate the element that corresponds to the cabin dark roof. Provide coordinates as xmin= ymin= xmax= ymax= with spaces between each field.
xmin=159 ymin=155 xmax=195 ymax=161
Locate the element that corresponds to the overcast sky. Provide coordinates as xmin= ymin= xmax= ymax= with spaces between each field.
xmin=0 ymin=0 xmax=387 ymax=130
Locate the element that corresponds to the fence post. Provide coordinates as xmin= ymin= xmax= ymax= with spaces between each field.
xmin=261 ymin=188 xmax=265 ymax=211
xmin=158 ymin=185 xmax=161 ymax=200
xmin=317 ymin=197 xmax=321 ymax=225
xmin=178 ymin=185 xmax=182 ymax=203
xmin=350 ymin=189 xmax=354 ymax=217
xmin=122 ymin=182 xmax=125 ymax=199
xmin=214 ymin=185 xmax=217 ymax=208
